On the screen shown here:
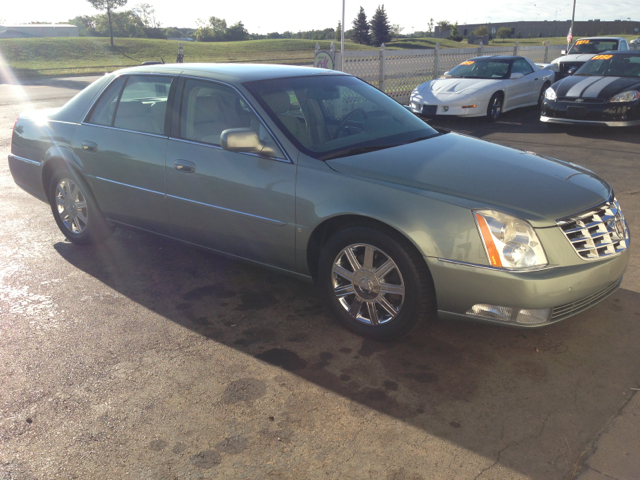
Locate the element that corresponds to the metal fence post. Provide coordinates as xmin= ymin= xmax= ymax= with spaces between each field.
xmin=514 ymin=41 xmax=519 ymax=56
xmin=335 ymin=51 xmax=343 ymax=71
xmin=434 ymin=43 xmax=440 ymax=78
xmin=315 ymin=43 xmax=320 ymax=55
xmin=544 ymin=41 xmax=550 ymax=63
xmin=379 ymin=43 xmax=386 ymax=92
xmin=478 ymin=41 xmax=483 ymax=56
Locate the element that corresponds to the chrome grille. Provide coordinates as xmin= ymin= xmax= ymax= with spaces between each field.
xmin=551 ymin=278 xmax=622 ymax=320
xmin=556 ymin=198 xmax=630 ymax=261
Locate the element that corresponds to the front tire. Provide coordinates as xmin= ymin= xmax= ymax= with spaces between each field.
xmin=48 ymin=168 xmax=113 ymax=245
xmin=317 ymin=226 xmax=436 ymax=340
xmin=486 ymin=92 xmax=503 ymax=122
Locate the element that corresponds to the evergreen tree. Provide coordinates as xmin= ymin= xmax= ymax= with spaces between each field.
xmin=370 ymin=5 xmax=391 ymax=46
xmin=336 ymin=21 xmax=341 ymax=41
xmin=351 ymin=7 xmax=370 ymax=45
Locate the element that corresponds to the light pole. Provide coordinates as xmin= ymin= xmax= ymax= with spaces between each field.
xmin=341 ymin=0 xmax=345 ymax=70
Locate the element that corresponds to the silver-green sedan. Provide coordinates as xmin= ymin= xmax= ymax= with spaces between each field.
xmin=8 ymin=64 xmax=630 ymax=339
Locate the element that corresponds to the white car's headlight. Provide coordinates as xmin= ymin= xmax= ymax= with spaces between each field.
xmin=544 ymin=88 xmax=557 ymax=101
xmin=474 ymin=210 xmax=548 ymax=270
xmin=609 ymin=90 xmax=640 ymax=103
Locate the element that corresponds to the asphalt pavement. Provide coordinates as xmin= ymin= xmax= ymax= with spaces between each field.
xmin=0 ymin=77 xmax=639 ymax=480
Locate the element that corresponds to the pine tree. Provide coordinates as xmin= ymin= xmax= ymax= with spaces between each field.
xmin=351 ymin=7 xmax=370 ymax=45
xmin=335 ymin=21 xmax=341 ymax=41
xmin=370 ymin=5 xmax=391 ymax=46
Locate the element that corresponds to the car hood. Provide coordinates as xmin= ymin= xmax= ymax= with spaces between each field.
xmin=552 ymin=54 xmax=595 ymax=64
xmin=553 ymin=75 xmax=640 ymax=99
xmin=424 ymin=78 xmax=498 ymax=96
xmin=326 ymin=133 xmax=610 ymax=226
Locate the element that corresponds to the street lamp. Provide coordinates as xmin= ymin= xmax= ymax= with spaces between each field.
xmin=341 ymin=0 xmax=345 ymax=70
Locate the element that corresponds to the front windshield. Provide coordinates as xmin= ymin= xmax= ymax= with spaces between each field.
xmin=244 ymin=75 xmax=438 ymax=160
xmin=568 ymin=39 xmax=619 ymax=55
xmin=575 ymin=54 xmax=640 ymax=77
xmin=445 ymin=60 xmax=511 ymax=79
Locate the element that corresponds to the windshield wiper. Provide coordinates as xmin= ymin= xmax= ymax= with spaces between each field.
xmin=320 ymin=144 xmax=399 ymax=161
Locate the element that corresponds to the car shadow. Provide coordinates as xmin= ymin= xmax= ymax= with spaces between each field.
xmin=424 ymin=106 xmax=640 ymax=149
xmin=53 ymin=227 xmax=640 ymax=480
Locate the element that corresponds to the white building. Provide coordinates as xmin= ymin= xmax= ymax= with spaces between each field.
xmin=0 ymin=24 xmax=79 ymax=39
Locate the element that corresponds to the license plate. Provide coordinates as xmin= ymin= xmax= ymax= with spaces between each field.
xmin=422 ymin=105 xmax=437 ymax=115
xmin=566 ymin=106 xmax=587 ymax=118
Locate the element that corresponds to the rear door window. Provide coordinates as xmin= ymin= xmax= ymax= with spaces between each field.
xmin=87 ymin=76 xmax=126 ymax=126
xmin=113 ymin=76 xmax=173 ymax=135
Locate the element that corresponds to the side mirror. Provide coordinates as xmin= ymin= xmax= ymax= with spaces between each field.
xmin=510 ymin=72 xmax=524 ymax=79
xmin=220 ymin=128 xmax=276 ymax=157
xmin=443 ymin=71 xmax=450 ymax=76
xmin=561 ymin=49 xmax=567 ymax=55
xmin=567 ymin=67 xmax=578 ymax=76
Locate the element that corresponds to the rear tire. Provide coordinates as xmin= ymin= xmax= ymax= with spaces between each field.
xmin=48 ymin=168 xmax=113 ymax=245
xmin=317 ymin=226 xmax=436 ymax=340
xmin=486 ymin=93 xmax=503 ymax=122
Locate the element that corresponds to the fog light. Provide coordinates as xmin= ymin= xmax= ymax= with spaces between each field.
xmin=467 ymin=304 xmax=550 ymax=325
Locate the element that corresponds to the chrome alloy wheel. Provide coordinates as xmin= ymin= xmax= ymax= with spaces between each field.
xmin=54 ymin=178 xmax=88 ymax=234
xmin=331 ymin=243 xmax=405 ymax=326
xmin=489 ymin=96 xmax=502 ymax=120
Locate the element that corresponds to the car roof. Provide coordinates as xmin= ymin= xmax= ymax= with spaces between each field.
xmin=467 ymin=55 xmax=522 ymax=61
xmin=113 ymin=63 xmax=349 ymax=84
xmin=575 ymin=36 xmax=627 ymax=41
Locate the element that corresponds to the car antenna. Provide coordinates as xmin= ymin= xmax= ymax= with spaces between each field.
xmin=161 ymin=58 xmax=165 ymax=64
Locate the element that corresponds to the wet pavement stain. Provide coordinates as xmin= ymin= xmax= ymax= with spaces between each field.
xmin=255 ymin=348 xmax=308 ymax=371
xmin=234 ymin=327 xmax=276 ymax=346
xmin=383 ymin=380 xmax=399 ymax=391
xmin=189 ymin=450 xmax=221 ymax=469
xmin=215 ymin=435 xmax=249 ymax=455
xmin=148 ymin=439 xmax=167 ymax=451
xmin=235 ymin=290 xmax=277 ymax=311
xmin=220 ymin=378 xmax=267 ymax=404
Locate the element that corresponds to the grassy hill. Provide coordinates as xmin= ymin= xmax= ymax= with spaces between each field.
xmin=2 ymin=35 xmax=637 ymax=78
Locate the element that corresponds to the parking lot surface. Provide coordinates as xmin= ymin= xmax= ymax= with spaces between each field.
xmin=1 ymin=77 xmax=638 ymax=479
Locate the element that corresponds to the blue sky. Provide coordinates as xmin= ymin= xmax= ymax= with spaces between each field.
xmin=2 ymin=0 xmax=638 ymax=33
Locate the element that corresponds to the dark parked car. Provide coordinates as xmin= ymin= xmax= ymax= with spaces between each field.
xmin=8 ymin=64 xmax=630 ymax=339
xmin=541 ymin=51 xmax=640 ymax=127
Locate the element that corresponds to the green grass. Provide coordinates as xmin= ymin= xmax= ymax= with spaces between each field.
xmin=1 ymin=35 xmax=638 ymax=78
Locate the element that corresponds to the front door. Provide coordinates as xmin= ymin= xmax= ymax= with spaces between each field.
xmin=504 ymin=59 xmax=538 ymax=108
xmin=73 ymin=74 xmax=174 ymax=234
xmin=165 ymin=78 xmax=297 ymax=271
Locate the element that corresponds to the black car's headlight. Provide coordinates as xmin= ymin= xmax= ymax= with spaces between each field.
xmin=609 ymin=90 xmax=640 ymax=103
xmin=474 ymin=210 xmax=548 ymax=270
xmin=544 ymin=88 xmax=557 ymax=101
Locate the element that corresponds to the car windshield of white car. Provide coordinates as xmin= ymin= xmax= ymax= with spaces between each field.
xmin=568 ymin=39 xmax=618 ymax=55
xmin=244 ymin=75 xmax=439 ymax=160
xmin=446 ymin=60 xmax=511 ymax=79
xmin=575 ymin=54 xmax=640 ymax=77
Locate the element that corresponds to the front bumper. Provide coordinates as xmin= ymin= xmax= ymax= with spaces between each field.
xmin=427 ymin=247 xmax=629 ymax=327
xmin=541 ymin=98 xmax=640 ymax=127
xmin=409 ymin=95 xmax=485 ymax=117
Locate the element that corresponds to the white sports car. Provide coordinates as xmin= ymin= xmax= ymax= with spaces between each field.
xmin=409 ymin=55 xmax=555 ymax=121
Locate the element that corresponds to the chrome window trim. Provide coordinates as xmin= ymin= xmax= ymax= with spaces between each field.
xmin=79 ymin=122 xmax=169 ymax=140
xmin=177 ymin=74 xmax=293 ymax=164
xmin=91 ymin=175 xmax=165 ymax=196
xmin=168 ymin=137 xmax=290 ymax=164
xmin=166 ymin=194 xmax=286 ymax=226
xmin=9 ymin=153 xmax=41 ymax=166
xmin=437 ymin=257 xmax=559 ymax=273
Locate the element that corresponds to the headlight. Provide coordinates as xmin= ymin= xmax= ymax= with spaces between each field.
xmin=474 ymin=210 xmax=548 ymax=270
xmin=544 ymin=88 xmax=557 ymax=101
xmin=609 ymin=90 xmax=640 ymax=103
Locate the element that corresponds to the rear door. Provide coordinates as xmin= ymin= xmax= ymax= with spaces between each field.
xmin=73 ymin=74 xmax=175 ymax=234
xmin=164 ymin=77 xmax=297 ymax=271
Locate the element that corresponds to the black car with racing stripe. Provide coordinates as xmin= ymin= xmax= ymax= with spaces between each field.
xmin=540 ymin=51 xmax=640 ymax=127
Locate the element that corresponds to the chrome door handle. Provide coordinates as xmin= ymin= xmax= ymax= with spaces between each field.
xmin=82 ymin=141 xmax=97 ymax=152
xmin=174 ymin=159 xmax=196 ymax=173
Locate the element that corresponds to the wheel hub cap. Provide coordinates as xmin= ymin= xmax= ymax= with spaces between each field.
xmin=354 ymin=270 xmax=380 ymax=300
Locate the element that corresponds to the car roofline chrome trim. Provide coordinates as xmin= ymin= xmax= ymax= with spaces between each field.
xmin=436 ymin=257 xmax=559 ymax=273
xmin=540 ymin=115 xmax=640 ymax=127
xmin=9 ymin=153 xmax=42 ymax=166
xmin=178 ymin=74 xmax=293 ymax=163
xmin=166 ymin=194 xmax=286 ymax=226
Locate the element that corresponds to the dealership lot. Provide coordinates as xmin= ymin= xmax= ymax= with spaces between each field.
xmin=1 ymin=77 xmax=638 ymax=479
